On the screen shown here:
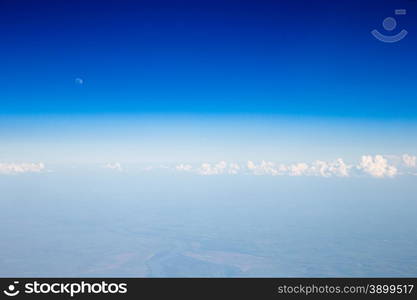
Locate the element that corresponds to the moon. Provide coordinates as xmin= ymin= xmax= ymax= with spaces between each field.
xmin=75 ymin=78 xmax=84 ymax=85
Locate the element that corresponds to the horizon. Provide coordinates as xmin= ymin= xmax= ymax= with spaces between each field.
xmin=1 ymin=0 xmax=417 ymax=278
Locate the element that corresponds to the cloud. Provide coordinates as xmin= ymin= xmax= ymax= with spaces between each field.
xmin=358 ymin=155 xmax=397 ymax=178
xmin=166 ymin=154 xmax=416 ymax=178
xmin=309 ymin=159 xmax=351 ymax=177
xmin=288 ymin=162 xmax=309 ymax=176
xmin=175 ymin=161 xmax=241 ymax=175
xmin=228 ymin=163 xmax=241 ymax=175
xmin=0 ymin=162 xmax=45 ymax=175
xmin=246 ymin=159 xmax=351 ymax=177
xmin=104 ymin=162 xmax=123 ymax=172
xmin=248 ymin=160 xmax=277 ymax=175
xmin=198 ymin=161 xmax=228 ymax=175
xmin=402 ymin=154 xmax=416 ymax=168
xmin=176 ymin=164 xmax=193 ymax=172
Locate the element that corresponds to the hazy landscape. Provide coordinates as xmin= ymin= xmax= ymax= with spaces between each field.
xmin=1 ymin=171 xmax=416 ymax=277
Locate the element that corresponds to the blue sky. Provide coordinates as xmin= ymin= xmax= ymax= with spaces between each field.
xmin=1 ymin=115 xmax=417 ymax=165
xmin=1 ymin=0 xmax=416 ymax=117
xmin=0 ymin=0 xmax=416 ymax=170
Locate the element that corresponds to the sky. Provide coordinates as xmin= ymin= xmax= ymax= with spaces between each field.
xmin=1 ymin=0 xmax=417 ymax=116
xmin=0 ymin=0 xmax=417 ymax=170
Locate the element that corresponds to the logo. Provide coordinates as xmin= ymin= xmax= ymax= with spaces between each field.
xmin=371 ymin=9 xmax=408 ymax=43
xmin=3 ymin=281 xmax=127 ymax=297
xmin=3 ymin=281 xmax=20 ymax=297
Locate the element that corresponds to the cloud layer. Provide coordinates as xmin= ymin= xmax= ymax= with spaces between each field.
xmin=1 ymin=154 xmax=416 ymax=178
xmin=0 ymin=163 xmax=45 ymax=175
xmin=104 ymin=162 xmax=123 ymax=172
xmin=358 ymin=155 xmax=397 ymax=178
xmin=174 ymin=154 xmax=417 ymax=178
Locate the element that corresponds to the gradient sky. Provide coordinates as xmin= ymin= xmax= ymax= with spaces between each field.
xmin=2 ymin=0 xmax=417 ymax=278
xmin=0 ymin=0 xmax=416 ymax=163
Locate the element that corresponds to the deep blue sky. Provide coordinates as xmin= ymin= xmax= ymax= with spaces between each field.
xmin=1 ymin=0 xmax=416 ymax=118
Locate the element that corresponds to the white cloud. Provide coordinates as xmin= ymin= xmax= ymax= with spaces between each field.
xmin=228 ymin=163 xmax=241 ymax=175
xmin=332 ymin=158 xmax=351 ymax=177
xmin=171 ymin=154 xmax=415 ymax=178
xmin=402 ymin=154 xmax=416 ymax=168
xmin=358 ymin=155 xmax=397 ymax=178
xmin=310 ymin=159 xmax=351 ymax=177
xmin=0 ymin=162 xmax=45 ymax=175
xmin=288 ymin=162 xmax=309 ymax=176
xmin=143 ymin=164 xmax=170 ymax=171
xmin=198 ymin=161 xmax=228 ymax=175
xmin=176 ymin=164 xmax=193 ymax=172
xmin=246 ymin=159 xmax=350 ymax=177
xmin=247 ymin=160 xmax=283 ymax=176
xmin=198 ymin=163 xmax=215 ymax=175
xmin=175 ymin=161 xmax=241 ymax=175
xmin=104 ymin=162 xmax=123 ymax=172
xmin=247 ymin=160 xmax=256 ymax=171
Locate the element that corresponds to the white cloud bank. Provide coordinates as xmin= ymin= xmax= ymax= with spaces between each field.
xmin=197 ymin=161 xmax=241 ymax=175
xmin=104 ymin=162 xmax=123 ymax=172
xmin=358 ymin=155 xmax=397 ymax=178
xmin=176 ymin=159 xmax=352 ymax=177
xmin=175 ymin=154 xmax=417 ymax=178
xmin=0 ymin=163 xmax=45 ymax=175
xmin=402 ymin=154 xmax=416 ymax=168
xmin=1 ymin=154 xmax=415 ymax=178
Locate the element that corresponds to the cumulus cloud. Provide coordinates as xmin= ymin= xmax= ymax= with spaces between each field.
xmin=228 ymin=163 xmax=241 ymax=175
xmin=171 ymin=154 xmax=414 ymax=178
xmin=175 ymin=161 xmax=241 ymax=175
xmin=310 ymin=159 xmax=351 ymax=177
xmin=245 ymin=159 xmax=351 ymax=177
xmin=402 ymin=154 xmax=416 ymax=168
xmin=358 ymin=155 xmax=397 ymax=178
xmin=288 ymin=162 xmax=309 ymax=176
xmin=198 ymin=161 xmax=228 ymax=175
xmin=0 ymin=162 xmax=45 ymax=175
xmin=176 ymin=164 xmax=193 ymax=172
xmin=248 ymin=160 xmax=278 ymax=175
xmin=104 ymin=162 xmax=123 ymax=172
